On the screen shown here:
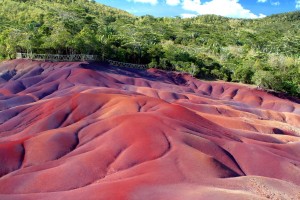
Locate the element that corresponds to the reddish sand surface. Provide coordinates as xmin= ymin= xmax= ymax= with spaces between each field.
xmin=0 ymin=59 xmax=299 ymax=200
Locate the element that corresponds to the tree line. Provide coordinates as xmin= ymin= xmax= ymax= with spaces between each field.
xmin=0 ymin=0 xmax=299 ymax=97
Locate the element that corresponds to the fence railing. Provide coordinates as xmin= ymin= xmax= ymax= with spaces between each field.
xmin=106 ymin=59 xmax=148 ymax=70
xmin=15 ymin=53 xmax=198 ymax=77
xmin=16 ymin=53 xmax=99 ymax=61
xmin=16 ymin=53 xmax=149 ymax=70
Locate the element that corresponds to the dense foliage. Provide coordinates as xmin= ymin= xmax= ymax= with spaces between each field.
xmin=0 ymin=0 xmax=299 ymax=96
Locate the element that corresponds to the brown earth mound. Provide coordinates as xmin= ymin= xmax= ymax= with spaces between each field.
xmin=0 ymin=59 xmax=299 ymax=200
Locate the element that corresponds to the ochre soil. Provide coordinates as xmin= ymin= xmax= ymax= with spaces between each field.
xmin=0 ymin=59 xmax=299 ymax=200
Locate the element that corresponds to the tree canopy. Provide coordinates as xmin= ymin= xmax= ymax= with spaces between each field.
xmin=0 ymin=0 xmax=299 ymax=97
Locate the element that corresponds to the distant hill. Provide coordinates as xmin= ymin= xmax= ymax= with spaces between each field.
xmin=0 ymin=0 xmax=299 ymax=96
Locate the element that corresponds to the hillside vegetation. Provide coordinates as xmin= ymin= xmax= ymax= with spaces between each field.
xmin=0 ymin=0 xmax=299 ymax=96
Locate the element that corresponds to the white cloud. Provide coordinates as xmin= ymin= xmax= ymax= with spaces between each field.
xmin=127 ymin=0 xmax=158 ymax=5
xmin=270 ymin=1 xmax=280 ymax=6
xmin=166 ymin=0 xmax=181 ymax=6
xmin=182 ymin=0 xmax=201 ymax=11
xmin=296 ymin=0 xmax=300 ymax=8
xmin=181 ymin=13 xmax=197 ymax=18
xmin=257 ymin=0 xmax=267 ymax=2
xmin=181 ymin=0 xmax=266 ymax=19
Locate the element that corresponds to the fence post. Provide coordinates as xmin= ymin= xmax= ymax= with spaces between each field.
xmin=16 ymin=53 xmax=22 ymax=59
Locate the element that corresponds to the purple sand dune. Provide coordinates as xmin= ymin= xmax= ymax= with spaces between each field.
xmin=0 ymin=59 xmax=299 ymax=200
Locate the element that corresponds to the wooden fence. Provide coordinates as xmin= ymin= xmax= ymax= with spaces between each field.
xmin=16 ymin=53 xmax=99 ymax=62
xmin=106 ymin=59 xmax=148 ymax=69
xmin=16 ymin=53 xmax=148 ymax=70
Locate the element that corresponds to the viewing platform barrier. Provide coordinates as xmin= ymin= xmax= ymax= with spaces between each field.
xmin=16 ymin=53 xmax=99 ymax=62
xmin=106 ymin=59 xmax=148 ymax=69
xmin=16 ymin=53 xmax=148 ymax=69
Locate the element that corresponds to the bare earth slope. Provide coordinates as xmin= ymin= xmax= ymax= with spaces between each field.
xmin=0 ymin=59 xmax=299 ymax=200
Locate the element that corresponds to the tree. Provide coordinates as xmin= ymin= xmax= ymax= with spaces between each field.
xmin=71 ymin=26 xmax=98 ymax=54
xmin=42 ymin=22 xmax=72 ymax=53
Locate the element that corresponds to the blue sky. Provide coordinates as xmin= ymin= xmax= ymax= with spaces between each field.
xmin=97 ymin=0 xmax=300 ymax=19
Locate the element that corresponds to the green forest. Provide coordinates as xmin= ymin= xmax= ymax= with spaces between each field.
xmin=0 ymin=0 xmax=299 ymax=97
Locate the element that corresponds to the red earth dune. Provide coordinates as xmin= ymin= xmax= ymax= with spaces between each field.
xmin=0 ymin=59 xmax=299 ymax=199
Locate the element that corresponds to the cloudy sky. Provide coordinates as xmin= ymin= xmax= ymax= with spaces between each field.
xmin=97 ymin=0 xmax=300 ymax=19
